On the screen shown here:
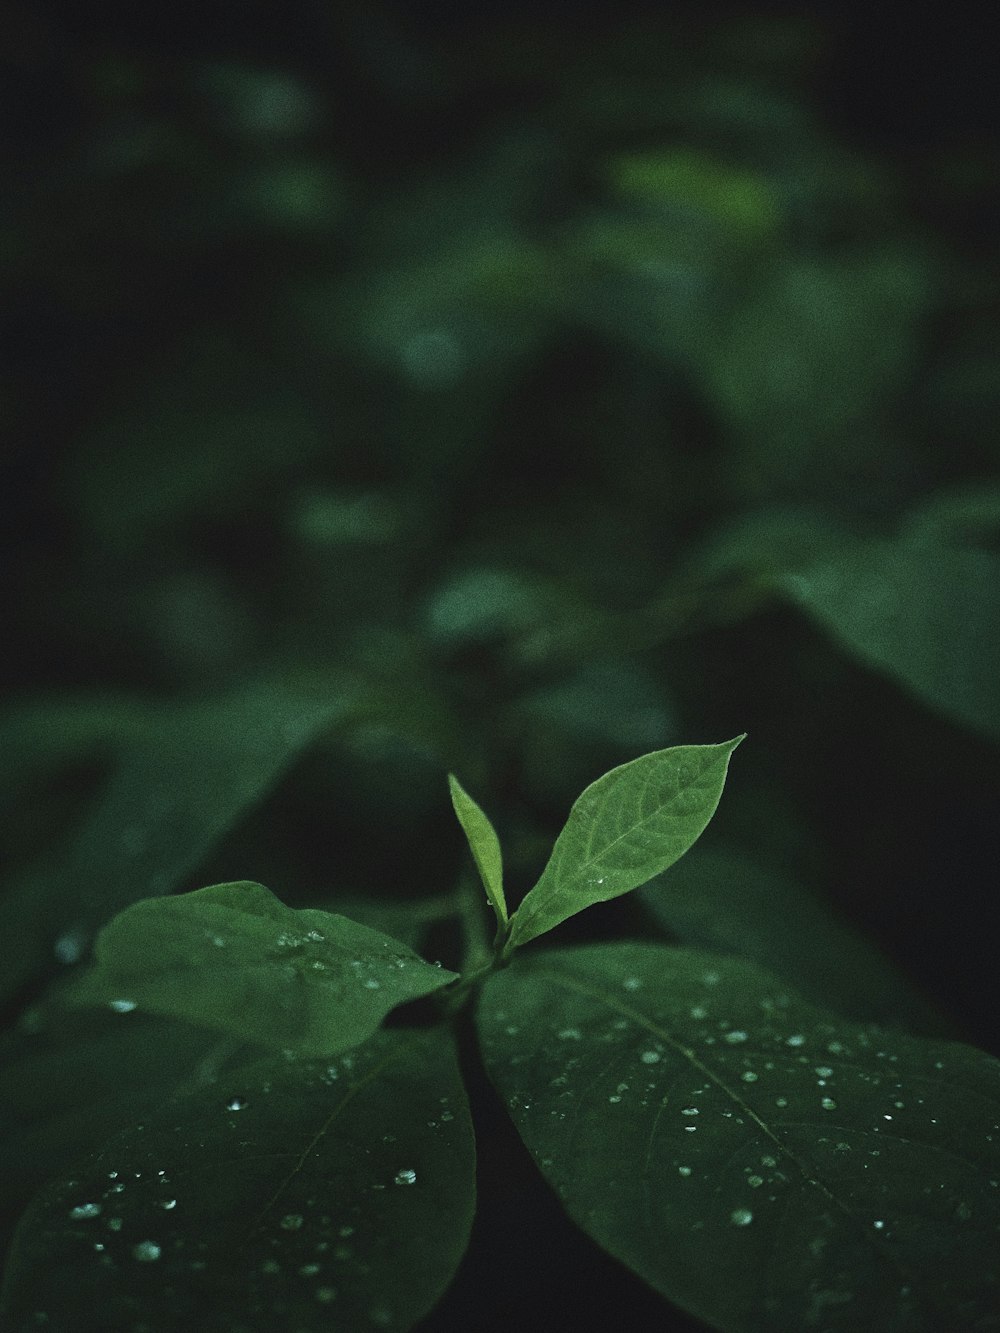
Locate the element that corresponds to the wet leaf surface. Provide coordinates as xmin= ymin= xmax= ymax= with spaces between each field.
xmin=65 ymin=881 xmax=457 ymax=1057
xmin=479 ymin=943 xmax=1000 ymax=1331
xmin=1 ymin=1027 xmax=475 ymax=1332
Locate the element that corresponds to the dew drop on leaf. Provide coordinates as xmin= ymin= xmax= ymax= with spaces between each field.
xmin=280 ymin=1214 xmax=304 ymax=1231
xmin=730 ymin=1209 xmax=754 ymax=1227
xmin=69 ymin=1204 xmax=101 ymax=1221
xmin=131 ymin=1241 xmax=162 ymax=1262
xmin=394 ymin=1169 xmax=417 ymax=1186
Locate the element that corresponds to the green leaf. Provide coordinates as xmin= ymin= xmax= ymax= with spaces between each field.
xmin=638 ymin=847 xmax=946 ymax=1032
xmin=779 ymin=539 xmax=1000 ymax=741
xmin=505 ymin=737 xmax=745 ymax=953
xmin=0 ymin=1010 xmax=252 ymax=1221
xmin=448 ymin=774 xmax=507 ymax=929
xmin=0 ymin=676 xmax=361 ymax=1005
xmin=478 ymin=943 xmax=1000 ymax=1332
xmin=0 ymin=1028 xmax=475 ymax=1333
xmin=65 ymin=882 xmax=458 ymax=1057
xmin=608 ymin=148 xmax=779 ymax=238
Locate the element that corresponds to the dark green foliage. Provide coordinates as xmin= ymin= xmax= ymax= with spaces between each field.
xmin=2 ymin=6 xmax=999 ymax=1330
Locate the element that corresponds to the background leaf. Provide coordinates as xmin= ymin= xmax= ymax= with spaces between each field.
xmin=506 ymin=737 xmax=744 ymax=952
xmin=638 ymin=846 xmax=946 ymax=1031
xmin=779 ymin=539 xmax=1000 ymax=742
xmin=0 ymin=1027 xmax=475 ymax=1333
xmin=66 ymin=882 xmax=458 ymax=1057
xmin=478 ymin=943 xmax=1000 ymax=1332
xmin=448 ymin=774 xmax=507 ymax=928
xmin=0 ymin=677 xmax=361 ymax=1005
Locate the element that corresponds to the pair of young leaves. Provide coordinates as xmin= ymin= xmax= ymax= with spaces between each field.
xmin=6 ymin=734 xmax=1000 ymax=1333
xmin=57 ymin=736 xmax=746 ymax=1057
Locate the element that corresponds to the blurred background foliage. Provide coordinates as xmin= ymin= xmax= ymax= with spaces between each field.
xmin=1 ymin=2 xmax=999 ymax=1320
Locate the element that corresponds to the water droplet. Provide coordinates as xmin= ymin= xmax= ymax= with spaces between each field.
xmin=730 ymin=1209 xmax=754 ymax=1227
xmin=69 ymin=1203 xmax=101 ymax=1220
xmin=814 ymin=1066 xmax=834 ymax=1078
xmin=132 ymin=1241 xmax=161 ymax=1262
xmin=208 ymin=934 xmax=226 ymax=948
xmin=821 ymin=1097 xmax=838 ymax=1111
xmin=760 ymin=1155 xmax=777 ymax=1167
xmin=678 ymin=1166 xmax=692 ymax=1177
xmin=785 ymin=1034 xmax=805 ymax=1047
xmin=741 ymin=1071 xmax=759 ymax=1083
xmin=299 ymin=1263 xmax=321 ymax=1277
xmin=873 ymin=1219 xmax=886 ymax=1231
xmin=262 ymin=1259 xmax=280 ymax=1275
xmin=306 ymin=930 xmax=325 ymax=942
xmin=747 ymin=1175 xmax=764 ymax=1188
xmin=315 ymin=1287 xmax=337 ymax=1304
xmin=160 ymin=1199 xmax=177 ymax=1210
xmin=724 ymin=1030 xmax=748 ymax=1044
xmin=689 ymin=1004 xmax=708 ymax=1019
xmin=393 ymin=1169 xmax=417 ymax=1186
xmin=557 ymin=1028 xmax=582 ymax=1041
xmin=608 ymin=1095 xmax=622 ymax=1103
xmin=363 ymin=979 xmax=381 ymax=990
xmin=775 ymin=1097 xmax=789 ymax=1108
xmin=640 ymin=1050 xmax=661 ymax=1065
xmin=622 ymin=977 xmax=642 ymax=991
xmin=54 ymin=931 xmax=86 ymax=964
xmin=107 ymin=1218 xmax=123 ymax=1232
xmin=702 ymin=971 xmax=721 ymax=986
xmin=226 ymin=1098 xmax=248 ymax=1112
xmin=684 ymin=1125 xmax=697 ymax=1132
xmin=109 ymin=999 xmax=137 ymax=1013
xmin=681 ymin=1107 xmax=699 ymax=1116
xmin=280 ymin=1214 xmax=304 ymax=1231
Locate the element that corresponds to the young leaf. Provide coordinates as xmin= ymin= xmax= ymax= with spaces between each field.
xmin=478 ymin=943 xmax=1000 ymax=1332
xmin=779 ymin=539 xmax=1000 ymax=741
xmin=505 ymin=737 xmax=745 ymax=953
xmin=638 ymin=847 xmax=946 ymax=1032
xmin=448 ymin=773 xmax=508 ymax=928
xmin=0 ymin=1028 xmax=475 ymax=1333
xmin=65 ymin=882 xmax=458 ymax=1057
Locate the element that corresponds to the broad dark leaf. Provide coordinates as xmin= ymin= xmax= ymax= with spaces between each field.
xmin=0 ymin=1011 xmax=251 ymax=1224
xmin=780 ymin=540 xmax=1000 ymax=741
xmin=478 ymin=943 xmax=1000 ymax=1331
xmin=1 ymin=1028 xmax=475 ymax=1333
xmin=66 ymin=882 xmax=457 ymax=1057
xmin=506 ymin=738 xmax=744 ymax=953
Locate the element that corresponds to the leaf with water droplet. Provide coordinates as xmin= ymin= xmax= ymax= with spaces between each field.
xmin=0 ymin=1028 xmax=475 ymax=1332
xmin=448 ymin=773 xmax=507 ymax=929
xmin=0 ymin=1007 xmax=253 ymax=1224
xmin=505 ymin=738 xmax=744 ymax=954
xmin=477 ymin=942 xmax=1000 ymax=1330
xmin=63 ymin=882 xmax=457 ymax=1057
xmin=777 ymin=538 xmax=1000 ymax=741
